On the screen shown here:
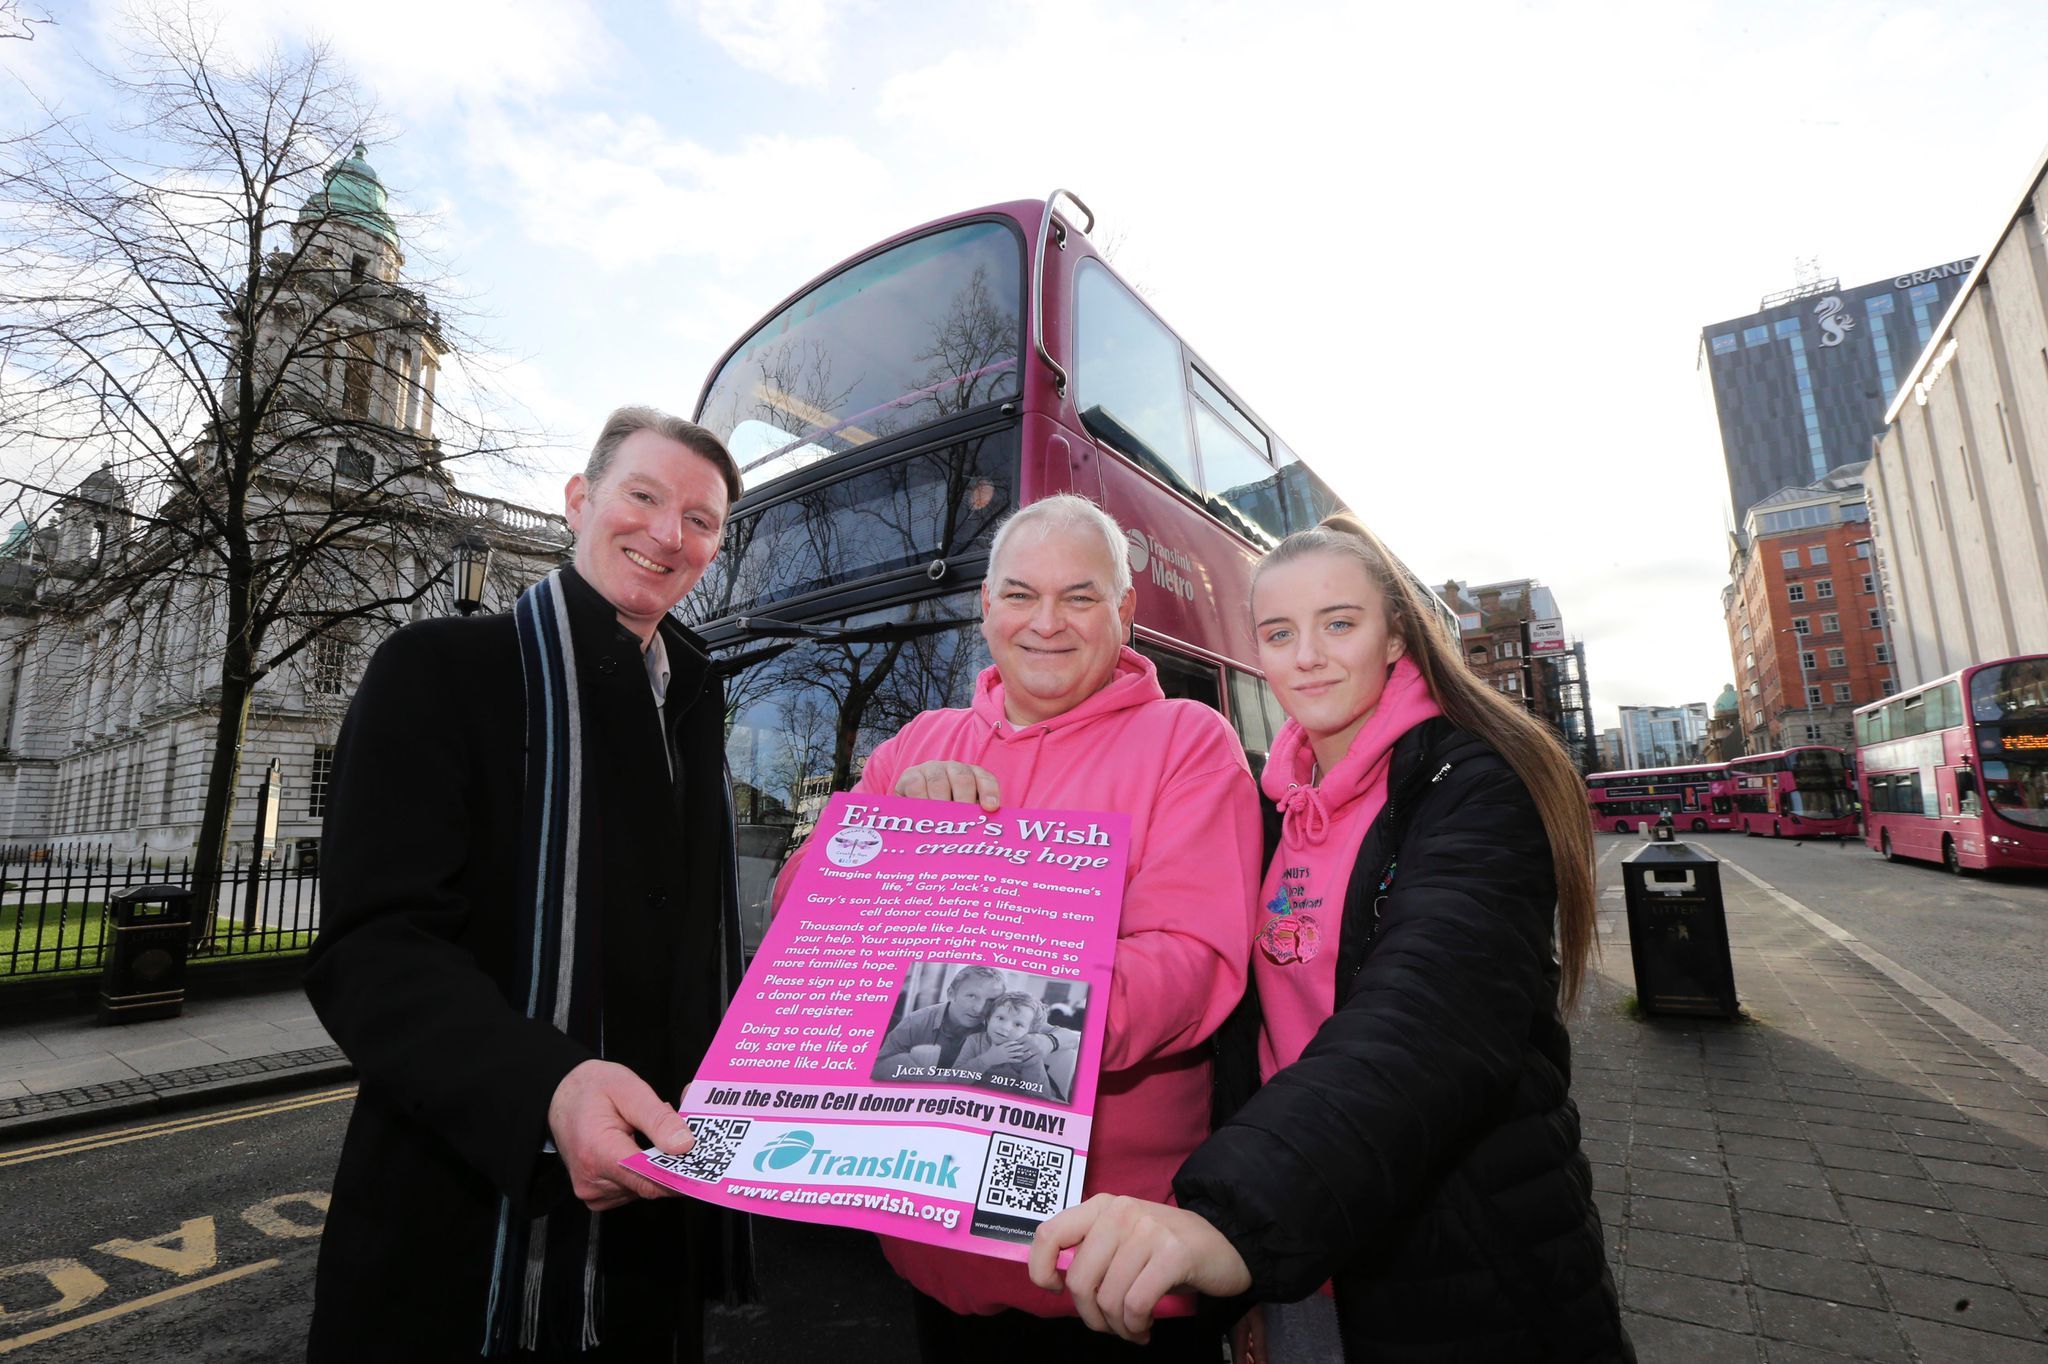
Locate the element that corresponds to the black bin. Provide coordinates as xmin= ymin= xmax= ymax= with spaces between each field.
xmin=99 ymin=885 xmax=195 ymax=1024
xmin=1621 ymin=843 xmax=1737 ymax=1018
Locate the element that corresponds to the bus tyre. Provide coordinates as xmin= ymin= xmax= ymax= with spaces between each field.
xmin=1691 ymin=818 xmax=1708 ymax=833
xmin=1615 ymin=820 xmax=1630 ymax=834
xmin=1944 ymin=837 xmax=1966 ymax=876
xmin=1880 ymin=831 xmax=1895 ymax=862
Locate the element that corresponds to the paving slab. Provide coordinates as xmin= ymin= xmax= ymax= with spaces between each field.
xmin=1583 ymin=837 xmax=2048 ymax=1357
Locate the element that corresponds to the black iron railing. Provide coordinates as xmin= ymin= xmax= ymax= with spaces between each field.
xmin=0 ymin=845 xmax=320 ymax=981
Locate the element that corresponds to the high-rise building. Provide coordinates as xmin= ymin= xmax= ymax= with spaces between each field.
xmin=1869 ymin=148 xmax=2048 ymax=687
xmin=1721 ymin=464 xmax=1894 ymax=752
xmin=1700 ymin=259 xmax=1974 ymax=530
xmin=1617 ymin=704 xmax=1709 ymax=769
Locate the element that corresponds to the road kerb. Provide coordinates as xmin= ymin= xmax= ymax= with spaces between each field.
xmin=0 ymin=1055 xmax=355 ymax=1145
xmin=1716 ymin=854 xmax=2048 ymax=1085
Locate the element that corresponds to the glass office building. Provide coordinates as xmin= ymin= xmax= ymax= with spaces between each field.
xmin=1700 ymin=259 xmax=1975 ymax=531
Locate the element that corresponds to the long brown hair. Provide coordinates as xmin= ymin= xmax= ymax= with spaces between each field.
xmin=1253 ymin=514 xmax=1600 ymax=1012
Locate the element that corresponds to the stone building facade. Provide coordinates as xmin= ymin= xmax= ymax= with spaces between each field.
xmin=0 ymin=147 xmax=567 ymax=862
xmin=1868 ymin=146 xmax=2048 ymax=687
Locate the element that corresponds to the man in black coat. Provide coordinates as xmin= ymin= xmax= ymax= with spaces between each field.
xmin=305 ymin=407 xmax=747 ymax=1361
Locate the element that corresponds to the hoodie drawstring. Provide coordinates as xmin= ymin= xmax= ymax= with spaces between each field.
xmin=1275 ymin=783 xmax=1332 ymax=846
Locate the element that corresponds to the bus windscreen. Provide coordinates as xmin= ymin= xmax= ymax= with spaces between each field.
xmin=684 ymin=429 xmax=1017 ymax=622
xmin=1972 ymin=661 xmax=2048 ymax=828
xmin=698 ymin=220 xmax=1023 ymax=487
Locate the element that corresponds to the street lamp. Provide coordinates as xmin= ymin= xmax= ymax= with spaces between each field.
xmin=1780 ymin=626 xmax=1813 ymax=745
xmin=450 ymin=535 xmax=493 ymax=616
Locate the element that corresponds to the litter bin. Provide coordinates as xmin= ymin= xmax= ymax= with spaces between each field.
xmin=1650 ymin=813 xmax=1677 ymax=843
xmin=1620 ymin=842 xmax=1738 ymax=1018
xmin=99 ymin=884 xmax=195 ymax=1024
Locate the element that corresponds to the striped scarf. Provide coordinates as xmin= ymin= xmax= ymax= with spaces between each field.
xmin=482 ymin=570 xmax=607 ymax=1355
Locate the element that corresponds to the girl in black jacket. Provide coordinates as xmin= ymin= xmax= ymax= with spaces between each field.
xmin=1030 ymin=517 xmax=1633 ymax=1362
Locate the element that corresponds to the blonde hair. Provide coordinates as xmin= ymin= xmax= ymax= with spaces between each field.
xmin=985 ymin=991 xmax=1046 ymax=1028
xmin=1253 ymin=515 xmax=1599 ymax=1012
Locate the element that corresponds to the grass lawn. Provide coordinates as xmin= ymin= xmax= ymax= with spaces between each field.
xmin=0 ymin=902 xmax=313 ymax=980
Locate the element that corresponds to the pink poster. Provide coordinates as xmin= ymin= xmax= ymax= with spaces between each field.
xmin=625 ymin=791 xmax=1129 ymax=1261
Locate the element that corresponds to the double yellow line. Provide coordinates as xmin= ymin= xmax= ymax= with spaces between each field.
xmin=0 ymin=1085 xmax=357 ymax=1169
xmin=0 ymin=1261 xmax=282 ymax=1356
xmin=0 ymin=1085 xmax=357 ymax=1353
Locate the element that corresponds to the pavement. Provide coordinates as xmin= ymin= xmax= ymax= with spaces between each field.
xmin=0 ymin=985 xmax=347 ymax=1141
xmin=1 ymin=839 xmax=2045 ymax=1360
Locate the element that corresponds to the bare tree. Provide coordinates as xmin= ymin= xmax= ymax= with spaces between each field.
xmin=0 ymin=11 xmax=545 ymax=914
xmin=0 ymin=2 xmax=52 ymax=42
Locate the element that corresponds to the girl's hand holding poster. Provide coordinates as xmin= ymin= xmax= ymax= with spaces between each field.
xmin=624 ymin=792 xmax=1127 ymax=1260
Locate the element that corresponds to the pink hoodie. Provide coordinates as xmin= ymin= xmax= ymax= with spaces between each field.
xmin=855 ymin=647 xmax=1261 ymax=1316
xmin=1254 ymin=656 xmax=1442 ymax=1081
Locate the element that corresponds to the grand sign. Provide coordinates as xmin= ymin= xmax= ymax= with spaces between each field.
xmin=1893 ymin=258 xmax=1976 ymax=290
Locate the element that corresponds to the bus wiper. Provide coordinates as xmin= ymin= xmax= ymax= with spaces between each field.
xmin=730 ymin=615 xmax=963 ymax=645
xmin=712 ymin=615 xmax=966 ymax=679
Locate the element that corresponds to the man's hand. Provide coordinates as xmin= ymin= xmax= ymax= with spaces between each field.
xmin=548 ymin=1059 xmax=694 ymax=1212
xmin=894 ymin=761 xmax=1002 ymax=811
xmin=1027 ymin=1193 xmax=1252 ymax=1343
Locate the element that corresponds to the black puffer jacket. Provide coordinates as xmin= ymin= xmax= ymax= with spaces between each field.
xmin=1179 ymin=718 xmax=1633 ymax=1362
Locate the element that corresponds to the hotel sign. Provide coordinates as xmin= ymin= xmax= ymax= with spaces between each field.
xmin=1893 ymin=258 xmax=1976 ymax=290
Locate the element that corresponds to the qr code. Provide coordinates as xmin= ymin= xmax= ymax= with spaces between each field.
xmin=645 ymin=1116 xmax=751 ymax=1183
xmin=975 ymin=1135 xmax=1072 ymax=1219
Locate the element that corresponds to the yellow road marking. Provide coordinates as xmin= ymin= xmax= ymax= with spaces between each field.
xmin=0 ymin=1088 xmax=356 ymax=1169
xmin=0 ymin=1258 xmax=281 ymax=1354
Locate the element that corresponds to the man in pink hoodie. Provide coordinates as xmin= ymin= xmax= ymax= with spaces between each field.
xmin=861 ymin=494 xmax=1262 ymax=1362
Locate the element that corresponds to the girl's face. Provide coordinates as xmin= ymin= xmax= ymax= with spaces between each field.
xmin=985 ymin=1002 xmax=1034 ymax=1044
xmin=1253 ymin=551 xmax=1405 ymax=760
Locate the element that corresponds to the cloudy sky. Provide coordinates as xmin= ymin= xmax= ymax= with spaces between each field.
xmin=6 ymin=0 xmax=2046 ymax=727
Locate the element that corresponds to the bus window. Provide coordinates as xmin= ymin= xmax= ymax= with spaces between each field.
xmin=700 ymin=219 xmax=1023 ymax=485
xmin=1271 ymin=438 xmax=1342 ymax=533
xmin=1075 ymin=260 xmax=1199 ymax=497
xmin=1191 ymin=415 xmax=1283 ymax=546
xmin=1226 ymin=667 xmax=1287 ymax=777
xmin=1190 ymin=369 xmax=1285 ymax=545
xmin=1138 ymin=642 xmax=1222 ymax=712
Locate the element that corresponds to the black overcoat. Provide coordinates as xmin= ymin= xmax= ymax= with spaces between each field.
xmin=1180 ymin=719 xmax=1634 ymax=1362
xmin=304 ymin=565 xmax=746 ymax=1361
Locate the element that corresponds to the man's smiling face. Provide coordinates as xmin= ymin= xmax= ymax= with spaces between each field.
xmin=978 ymin=527 xmax=1135 ymax=727
xmin=564 ymin=429 xmax=728 ymax=641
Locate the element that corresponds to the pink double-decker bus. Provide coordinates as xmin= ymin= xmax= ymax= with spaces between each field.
xmin=1724 ymin=747 xmax=1856 ymax=838
xmin=683 ymin=191 xmax=1453 ymax=951
xmin=1854 ymin=654 xmax=2048 ymax=874
xmin=1584 ymin=763 xmax=1735 ymax=834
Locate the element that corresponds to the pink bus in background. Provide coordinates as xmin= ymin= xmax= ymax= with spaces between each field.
xmin=1584 ymin=764 xmax=1735 ymax=834
xmin=1855 ymin=654 xmax=2048 ymax=874
xmin=1723 ymin=747 xmax=1856 ymax=839
xmin=681 ymin=192 xmax=1452 ymax=951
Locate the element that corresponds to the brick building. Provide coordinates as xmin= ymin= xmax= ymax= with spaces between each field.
xmin=1722 ymin=464 xmax=1896 ymax=752
xmin=1437 ymin=578 xmax=1597 ymax=771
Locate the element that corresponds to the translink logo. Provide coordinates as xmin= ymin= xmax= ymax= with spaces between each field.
xmin=751 ymin=1129 xmax=960 ymax=1189
xmin=754 ymin=1130 xmax=816 ymax=1172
